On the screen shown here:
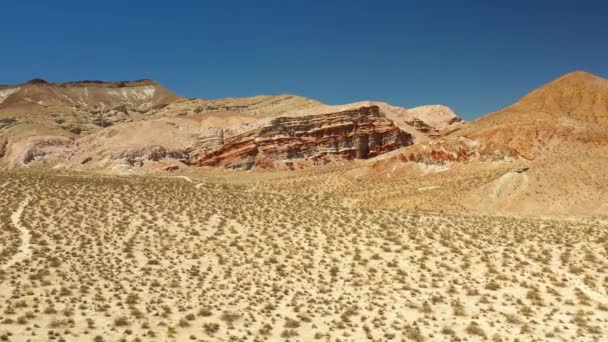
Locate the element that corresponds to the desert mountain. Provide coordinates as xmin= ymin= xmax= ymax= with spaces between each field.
xmin=496 ymin=71 xmax=608 ymax=126
xmin=0 ymin=78 xmax=461 ymax=170
xmin=0 ymin=79 xmax=186 ymax=168
xmin=453 ymin=71 xmax=608 ymax=159
xmin=0 ymin=79 xmax=184 ymax=134
xmin=187 ymin=101 xmax=462 ymax=170
xmin=1 ymin=71 xmax=606 ymax=216
xmin=59 ymin=105 xmax=428 ymax=172
xmin=0 ymin=82 xmax=323 ymax=169
xmin=368 ymin=71 xmax=608 ymax=167
xmin=63 ymin=111 xmax=263 ymax=173
xmin=356 ymin=71 xmax=608 ymax=216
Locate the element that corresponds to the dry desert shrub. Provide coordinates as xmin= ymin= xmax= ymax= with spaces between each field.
xmin=0 ymin=170 xmax=606 ymax=341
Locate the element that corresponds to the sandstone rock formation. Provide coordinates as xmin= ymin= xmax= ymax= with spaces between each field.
xmin=65 ymin=112 xmax=261 ymax=172
xmin=1 ymin=77 xmax=459 ymax=171
xmin=284 ymin=101 xmax=463 ymax=143
xmin=406 ymin=105 xmax=464 ymax=130
xmin=198 ymin=106 xmax=412 ymax=170
xmin=393 ymin=137 xmax=522 ymax=164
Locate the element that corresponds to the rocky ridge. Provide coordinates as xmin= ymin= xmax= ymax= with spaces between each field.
xmin=284 ymin=101 xmax=463 ymax=143
xmin=367 ymin=71 xmax=608 ymax=170
xmin=0 ymin=78 xmax=461 ymax=170
xmin=0 ymin=79 xmax=184 ymax=134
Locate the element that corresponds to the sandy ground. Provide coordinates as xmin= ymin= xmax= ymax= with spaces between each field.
xmin=0 ymin=170 xmax=607 ymax=341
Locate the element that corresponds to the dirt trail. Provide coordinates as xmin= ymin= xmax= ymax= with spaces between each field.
xmin=168 ymin=175 xmax=205 ymax=189
xmin=2 ymin=196 xmax=31 ymax=271
xmin=171 ymin=175 xmax=192 ymax=183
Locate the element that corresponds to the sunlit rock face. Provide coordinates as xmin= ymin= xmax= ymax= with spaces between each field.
xmin=197 ymin=106 xmax=413 ymax=170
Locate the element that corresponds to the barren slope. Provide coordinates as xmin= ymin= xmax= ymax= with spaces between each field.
xmin=0 ymin=79 xmax=184 ymax=134
xmin=343 ymin=71 xmax=608 ymax=216
xmin=189 ymin=94 xmax=322 ymax=117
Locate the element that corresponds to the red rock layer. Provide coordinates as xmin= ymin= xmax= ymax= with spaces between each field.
xmin=197 ymin=106 xmax=412 ymax=170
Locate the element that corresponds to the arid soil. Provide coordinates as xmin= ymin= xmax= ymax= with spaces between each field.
xmin=0 ymin=170 xmax=606 ymax=341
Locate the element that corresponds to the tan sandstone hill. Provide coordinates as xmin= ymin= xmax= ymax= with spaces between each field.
xmin=498 ymin=71 xmax=608 ymax=126
xmin=450 ymin=71 xmax=608 ymax=158
xmin=0 ymin=80 xmax=327 ymax=169
xmin=0 ymin=79 xmax=184 ymax=134
xmin=0 ymin=79 xmax=184 ymax=168
xmin=348 ymin=71 xmax=608 ymax=216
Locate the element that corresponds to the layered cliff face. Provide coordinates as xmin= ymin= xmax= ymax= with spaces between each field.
xmin=0 ymin=80 xmax=326 ymax=169
xmin=198 ymin=106 xmax=412 ymax=170
xmin=284 ymin=101 xmax=464 ymax=143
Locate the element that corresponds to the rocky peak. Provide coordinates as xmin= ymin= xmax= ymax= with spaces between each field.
xmin=407 ymin=105 xmax=463 ymax=130
xmin=56 ymin=79 xmax=161 ymax=88
xmin=551 ymin=70 xmax=607 ymax=86
xmin=508 ymin=70 xmax=608 ymax=125
xmin=24 ymin=78 xmax=50 ymax=85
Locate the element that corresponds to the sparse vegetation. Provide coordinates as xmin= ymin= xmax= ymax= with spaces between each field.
xmin=0 ymin=169 xmax=606 ymax=340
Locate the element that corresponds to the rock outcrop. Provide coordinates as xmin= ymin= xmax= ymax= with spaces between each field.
xmin=197 ymin=106 xmax=412 ymax=170
xmin=4 ymin=135 xmax=74 ymax=168
xmin=190 ymin=94 xmax=322 ymax=117
xmin=406 ymin=105 xmax=464 ymax=131
xmin=65 ymin=114 xmax=248 ymax=172
xmin=283 ymin=101 xmax=464 ymax=143
xmin=394 ymin=137 xmax=522 ymax=164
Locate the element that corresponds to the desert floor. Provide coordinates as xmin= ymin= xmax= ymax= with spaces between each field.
xmin=0 ymin=170 xmax=607 ymax=341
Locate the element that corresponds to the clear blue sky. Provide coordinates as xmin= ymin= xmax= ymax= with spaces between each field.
xmin=2 ymin=0 xmax=607 ymax=120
